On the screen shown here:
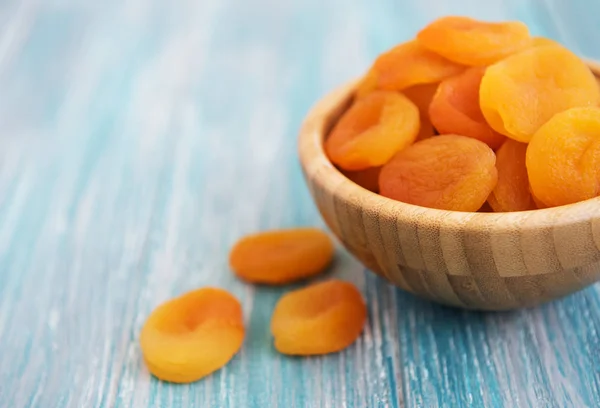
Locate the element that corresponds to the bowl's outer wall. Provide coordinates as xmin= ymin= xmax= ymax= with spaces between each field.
xmin=299 ymin=62 xmax=600 ymax=311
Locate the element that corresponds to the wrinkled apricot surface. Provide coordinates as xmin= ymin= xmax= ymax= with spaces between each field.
xmin=368 ymin=40 xmax=464 ymax=91
xmin=270 ymin=280 xmax=367 ymax=355
xmin=417 ymin=16 xmax=531 ymax=66
xmin=342 ymin=166 xmax=382 ymax=193
xmin=487 ymin=139 xmax=534 ymax=212
xmin=480 ymin=44 xmax=600 ymax=143
xmin=429 ymin=67 xmax=505 ymax=149
xmin=527 ymin=107 xmax=600 ymax=207
xmin=325 ymin=90 xmax=420 ymax=170
xmin=140 ymin=288 xmax=244 ymax=383
xmin=379 ymin=135 xmax=498 ymax=211
xmin=229 ymin=228 xmax=334 ymax=285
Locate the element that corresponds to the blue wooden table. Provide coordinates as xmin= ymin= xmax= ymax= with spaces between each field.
xmin=1 ymin=0 xmax=599 ymax=406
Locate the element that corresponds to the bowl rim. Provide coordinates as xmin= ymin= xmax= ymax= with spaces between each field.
xmin=298 ymin=59 xmax=600 ymax=233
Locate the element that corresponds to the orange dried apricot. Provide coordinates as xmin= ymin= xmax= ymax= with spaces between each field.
xmin=355 ymin=69 xmax=378 ymax=99
xmin=342 ymin=166 xmax=382 ymax=193
xmin=356 ymin=77 xmax=439 ymax=135
xmin=368 ymin=40 xmax=464 ymax=91
xmin=530 ymin=36 xmax=560 ymax=48
xmin=416 ymin=16 xmax=531 ymax=66
xmin=487 ymin=139 xmax=534 ymax=212
xmin=429 ymin=67 xmax=505 ymax=149
xmin=140 ymin=288 xmax=244 ymax=383
xmin=270 ymin=280 xmax=366 ymax=355
xmin=325 ymin=90 xmax=419 ymax=171
xmin=526 ymin=107 xmax=600 ymax=207
xmin=480 ymin=44 xmax=600 ymax=143
xmin=379 ymin=135 xmax=498 ymax=211
xmin=229 ymin=228 xmax=334 ymax=285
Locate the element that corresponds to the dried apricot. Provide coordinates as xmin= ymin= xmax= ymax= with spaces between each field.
xmin=229 ymin=228 xmax=334 ymax=285
xmin=416 ymin=16 xmax=531 ymax=66
xmin=356 ymin=76 xmax=439 ymax=127
xmin=140 ymin=288 xmax=244 ymax=383
xmin=342 ymin=166 xmax=381 ymax=193
xmin=480 ymin=44 xmax=600 ymax=143
xmin=526 ymin=107 xmax=600 ymax=207
xmin=355 ymin=69 xmax=378 ymax=99
xmin=379 ymin=135 xmax=498 ymax=211
xmin=429 ymin=67 xmax=505 ymax=149
xmin=270 ymin=280 xmax=366 ymax=355
xmin=325 ymin=90 xmax=420 ymax=170
xmin=530 ymin=36 xmax=560 ymax=48
xmin=487 ymin=139 xmax=534 ymax=212
xmin=368 ymin=40 xmax=464 ymax=91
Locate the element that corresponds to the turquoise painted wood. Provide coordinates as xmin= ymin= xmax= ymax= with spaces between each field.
xmin=1 ymin=0 xmax=599 ymax=406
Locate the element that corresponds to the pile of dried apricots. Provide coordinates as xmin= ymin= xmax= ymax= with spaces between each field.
xmin=327 ymin=16 xmax=600 ymax=212
xmin=139 ymin=227 xmax=363 ymax=383
xmin=138 ymin=15 xmax=600 ymax=385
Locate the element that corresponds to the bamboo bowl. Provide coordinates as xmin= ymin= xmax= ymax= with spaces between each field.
xmin=298 ymin=62 xmax=600 ymax=311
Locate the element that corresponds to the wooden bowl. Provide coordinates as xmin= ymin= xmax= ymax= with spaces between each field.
xmin=298 ymin=61 xmax=600 ymax=311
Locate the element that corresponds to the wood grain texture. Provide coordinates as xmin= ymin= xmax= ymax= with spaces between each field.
xmin=299 ymin=63 xmax=600 ymax=311
xmin=1 ymin=0 xmax=600 ymax=407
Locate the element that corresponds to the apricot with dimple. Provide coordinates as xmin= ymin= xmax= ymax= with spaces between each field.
xmin=487 ymin=139 xmax=534 ymax=212
xmin=325 ymin=90 xmax=420 ymax=171
xmin=367 ymin=40 xmax=464 ymax=92
xmin=527 ymin=107 xmax=600 ymax=207
xmin=429 ymin=67 xmax=505 ymax=149
xmin=379 ymin=135 xmax=498 ymax=211
xmin=229 ymin=228 xmax=334 ymax=285
xmin=270 ymin=280 xmax=367 ymax=355
xmin=417 ymin=16 xmax=531 ymax=66
xmin=480 ymin=44 xmax=600 ymax=143
xmin=140 ymin=288 xmax=245 ymax=383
